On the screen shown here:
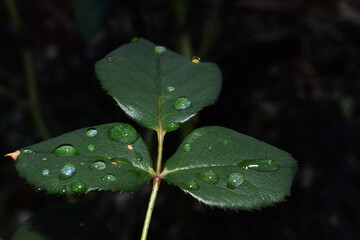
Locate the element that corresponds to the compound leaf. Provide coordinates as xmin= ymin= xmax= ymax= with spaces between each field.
xmin=163 ymin=126 xmax=297 ymax=210
xmin=95 ymin=38 xmax=222 ymax=132
xmin=15 ymin=123 xmax=153 ymax=195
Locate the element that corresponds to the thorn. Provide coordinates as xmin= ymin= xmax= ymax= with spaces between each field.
xmin=127 ymin=144 xmax=134 ymax=150
xmin=5 ymin=150 xmax=20 ymax=161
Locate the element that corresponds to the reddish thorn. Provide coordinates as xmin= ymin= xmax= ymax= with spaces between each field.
xmin=5 ymin=150 xmax=20 ymax=161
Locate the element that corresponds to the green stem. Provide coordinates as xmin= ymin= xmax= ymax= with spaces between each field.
xmin=141 ymin=177 xmax=161 ymax=240
xmin=156 ymin=130 xmax=165 ymax=174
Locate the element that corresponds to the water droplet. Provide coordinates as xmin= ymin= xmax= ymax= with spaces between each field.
xmin=59 ymin=164 xmax=76 ymax=180
xmin=107 ymin=56 xmax=115 ymax=62
xmin=58 ymin=187 xmax=68 ymax=196
xmin=184 ymin=143 xmax=191 ymax=152
xmin=35 ymin=187 xmax=42 ymax=192
xmin=131 ymin=37 xmax=139 ymax=43
xmin=54 ymin=145 xmax=78 ymax=156
xmin=166 ymin=86 xmax=175 ymax=93
xmin=42 ymin=169 xmax=50 ymax=177
xmin=192 ymin=56 xmax=200 ymax=65
xmin=183 ymin=180 xmax=200 ymax=190
xmin=154 ymin=46 xmax=166 ymax=56
xmin=164 ymin=122 xmax=181 ymax=132
xmin=108 ymin=123 xmax=139 ymax=144
xmin=198 ymin=171 xmax=219 ymax=184
xmin=71 ymin=181 xmax=86 ymax=194
xmin=88 ymin=144 xmax=95 ymax=152
xmin=227 ymin=173 xmax=245 ymax=189
xmin=86 ymin=128 xmax=97 ymax=137
xmin=134 ymin=151 xmax=143 ymax=162
xmin=224 ymin=140 xmax=228 ymax=144
xmin=208 ymin=146 xmax=213 ymax=150
xmin=90 ymin=161 xmax=106 ymax=170
xmin=102 ymin=174 xmax=116 ymax=182
xmin=42 ymin=157 xmax=48 ymax=161
xmin=239 ymin=159 xmax=280 ymax=172
xmin=174 ymin=97 xmax=191 ymax=110
xmin=22 ymin=148 xmax=34 ymax=154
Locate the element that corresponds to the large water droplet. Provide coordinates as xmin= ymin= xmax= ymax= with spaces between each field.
xmin=134 ymin=151 xmax=143 ymax=162
xmin=184 ymin=143 xmax=191 ymax=152
xmin=107 ymin=56 xmax=115 ymax=62
xmin=90 ymin=161 xmax=106 ymax=170
xmin=102 ymin=174 xmax=116 ymax=182
xmin=198 ymin=171 xmax=219 ymax=184
xmin=54 ymin=145 xmax=78 ymax=156
xmin=71 ymin=181 xmax=86 ymax=194
xmin=192 ymin=56 xmax=200 ymax=65
xmin=174 ymin=97 xmax=191 ymax=110
xmin=131 ymin=37 xmax=139 ymax=43
xmin=22 ymin=148 xmax=34 ymax=154
xmin=166 ymin=86 xmax=175 ymax=93
xmin=59 ymin=164 xmax=76 ymax=180
xmin=154 ymin=46 xmax=166 ymax=56
xmin=183 ymin=180 xmax=200 ymax=190
xmin=227 ymin=173 xmax=245 ymax=189
xmin=42 ymin=169 xmax=50 ymax=177
xmin=88 ymin=144 xmax=95 ymax=152
xmin=86 ymin=128 xmax=97 ymax=138
xmin=239 ymin=159 xmax=280 ymax=172
xmin=108 ymin=123 xmax=139 ymax=143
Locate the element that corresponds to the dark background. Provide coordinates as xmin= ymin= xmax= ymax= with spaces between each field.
xmin=1 ymin=0 xmax=360 ymax=239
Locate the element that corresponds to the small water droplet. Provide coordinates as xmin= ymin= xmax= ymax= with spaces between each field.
xmin=208 ymin=146 xmax=213 ymax=150
xmin=42 ymin=157 xmax=48 ymax=161
xmin=58 ymin=187 xmax=68 ymax=196
xmin=224 ymin=140 xmax=228 ymax=144
xmin=71 ymin=181 xmax=86 ymax=194
xmin=90 ymin=161 xmax=106 ymax=170
xmin=164 ymin=122 xmax=181 ymax=132
xmin=166 ymin=86 xmax=175 ymax=93
xmin=42 ymin=169 xmax=50 ymax=177
xmin=134 ymin=151 xmax=143 ymax=162
xmin=35 ymin=187 xmax=42 ymax=192
xmin=54 ymin=145 xmax=78 ymax=156
xmin=131 ymin=37 xmax=139 ymax=43
xmin=86 ymin=128 xmax=97 ymax=137
xmin=239 ymin=159 xmax=280 ymax=172
xmin=192 ymin=56 xmax=200 ymax=65
xmin=198 ymin=171 xmax=219 ymax=184
xmin=183 ymin=180 xmax=200 ymax=190
xmin=174 ymin=97 xmax=191 ymax=110
xmin=88 ymin=144 xmax=95 ymax=152
xmin=22 ymin=148 xmax=34 ymax=154
xmin=227 ymin=173 xmax=245 ymax=189
xmin=184 ymin=143 xmax=191 ymax=152
xmin=108 ymin=123 xmax=139 ymax=143
xmin=102 ymin=174 xmax=116 ymax=182
xmin=59 ymin=164 xmax=76 ymax=180
xmin=107 ymin=56 xmax=115 ymax=62
xmin=154 ymin=46 xmax=166 ymax=56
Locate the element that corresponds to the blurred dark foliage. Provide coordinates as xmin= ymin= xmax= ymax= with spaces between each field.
xmin=1 ymin=0 xmax=360 ymax=239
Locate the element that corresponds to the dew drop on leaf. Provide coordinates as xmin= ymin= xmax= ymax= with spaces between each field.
xmin=59 ymin=164 xmax=76 ymax=180
xmin=87 ymin=144 xmax=95 ymax=152
xmin=86 ymin=128 xmax=97 ymax=137
xmin=107 ymin=56 xmax=115 ymax=62
xmin=184 ymin=143 xmax=191 ymax=152
xmin=131 ymin=37 xmax=139 ymax=43
xmin=154 ymin=46 xmax=166 ymax=56
xmin=108 ymin=123 xmax=139 ymax=144
xmin=192 ymin=56 xmax=200 ymax=65
xmin=58 ymin=187 xmax=68 ymax=196
xmin=71 ymin=181 xmax=86 ymax=194
xmin=183 ymin=180 xmax=200 ymax=190
xmin=174 ymin=97 xmax=191 ymax=110
xmin=102 ymin=174 xmax=116 ymax=182
xmin=227 ymin=173 xmax=245 ymax=189
xmin=42 ymin=157 xmax=48 ymax=161
xmin=239 ymin=159 xmax=280 ymax=172
xmin=166 ymin=86 xmax=175 ymax=93
xmin=42 ymin=169 xmax=50 ymax=177
xmin=164 ymin=122 xmax=181 ymax=132
xmin=22 ymin=148 xmax=34 ymax=154
xmin=90 ymin=161 xmax=106 ymax=170
xmin=134 ymin=151 xmax=143 ymax=162
xmin=54 ymin=145 xmax=78 ymax=156
xmin=198 ymin=171 xmax=219 ymax=184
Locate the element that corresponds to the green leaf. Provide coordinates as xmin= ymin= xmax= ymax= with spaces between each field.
xmin=16 ymin=123 xmax=154 ymax=195
xmin=12 ymin=204 xmax=113 ymax=240
xmin=163 ymin=126 xmax=297 ymax=210
xmin=95 ymin=38 xmax=222 ymax=132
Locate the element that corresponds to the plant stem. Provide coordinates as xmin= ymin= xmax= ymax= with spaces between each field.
xmin=140 ymin=177 xmax=161 ymax=240
xmin=156 ymin=129 xmax=165 ymax=174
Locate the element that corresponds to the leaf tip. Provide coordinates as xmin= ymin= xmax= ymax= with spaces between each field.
xmin=5 ymin=150 xmax=21 ymax=161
